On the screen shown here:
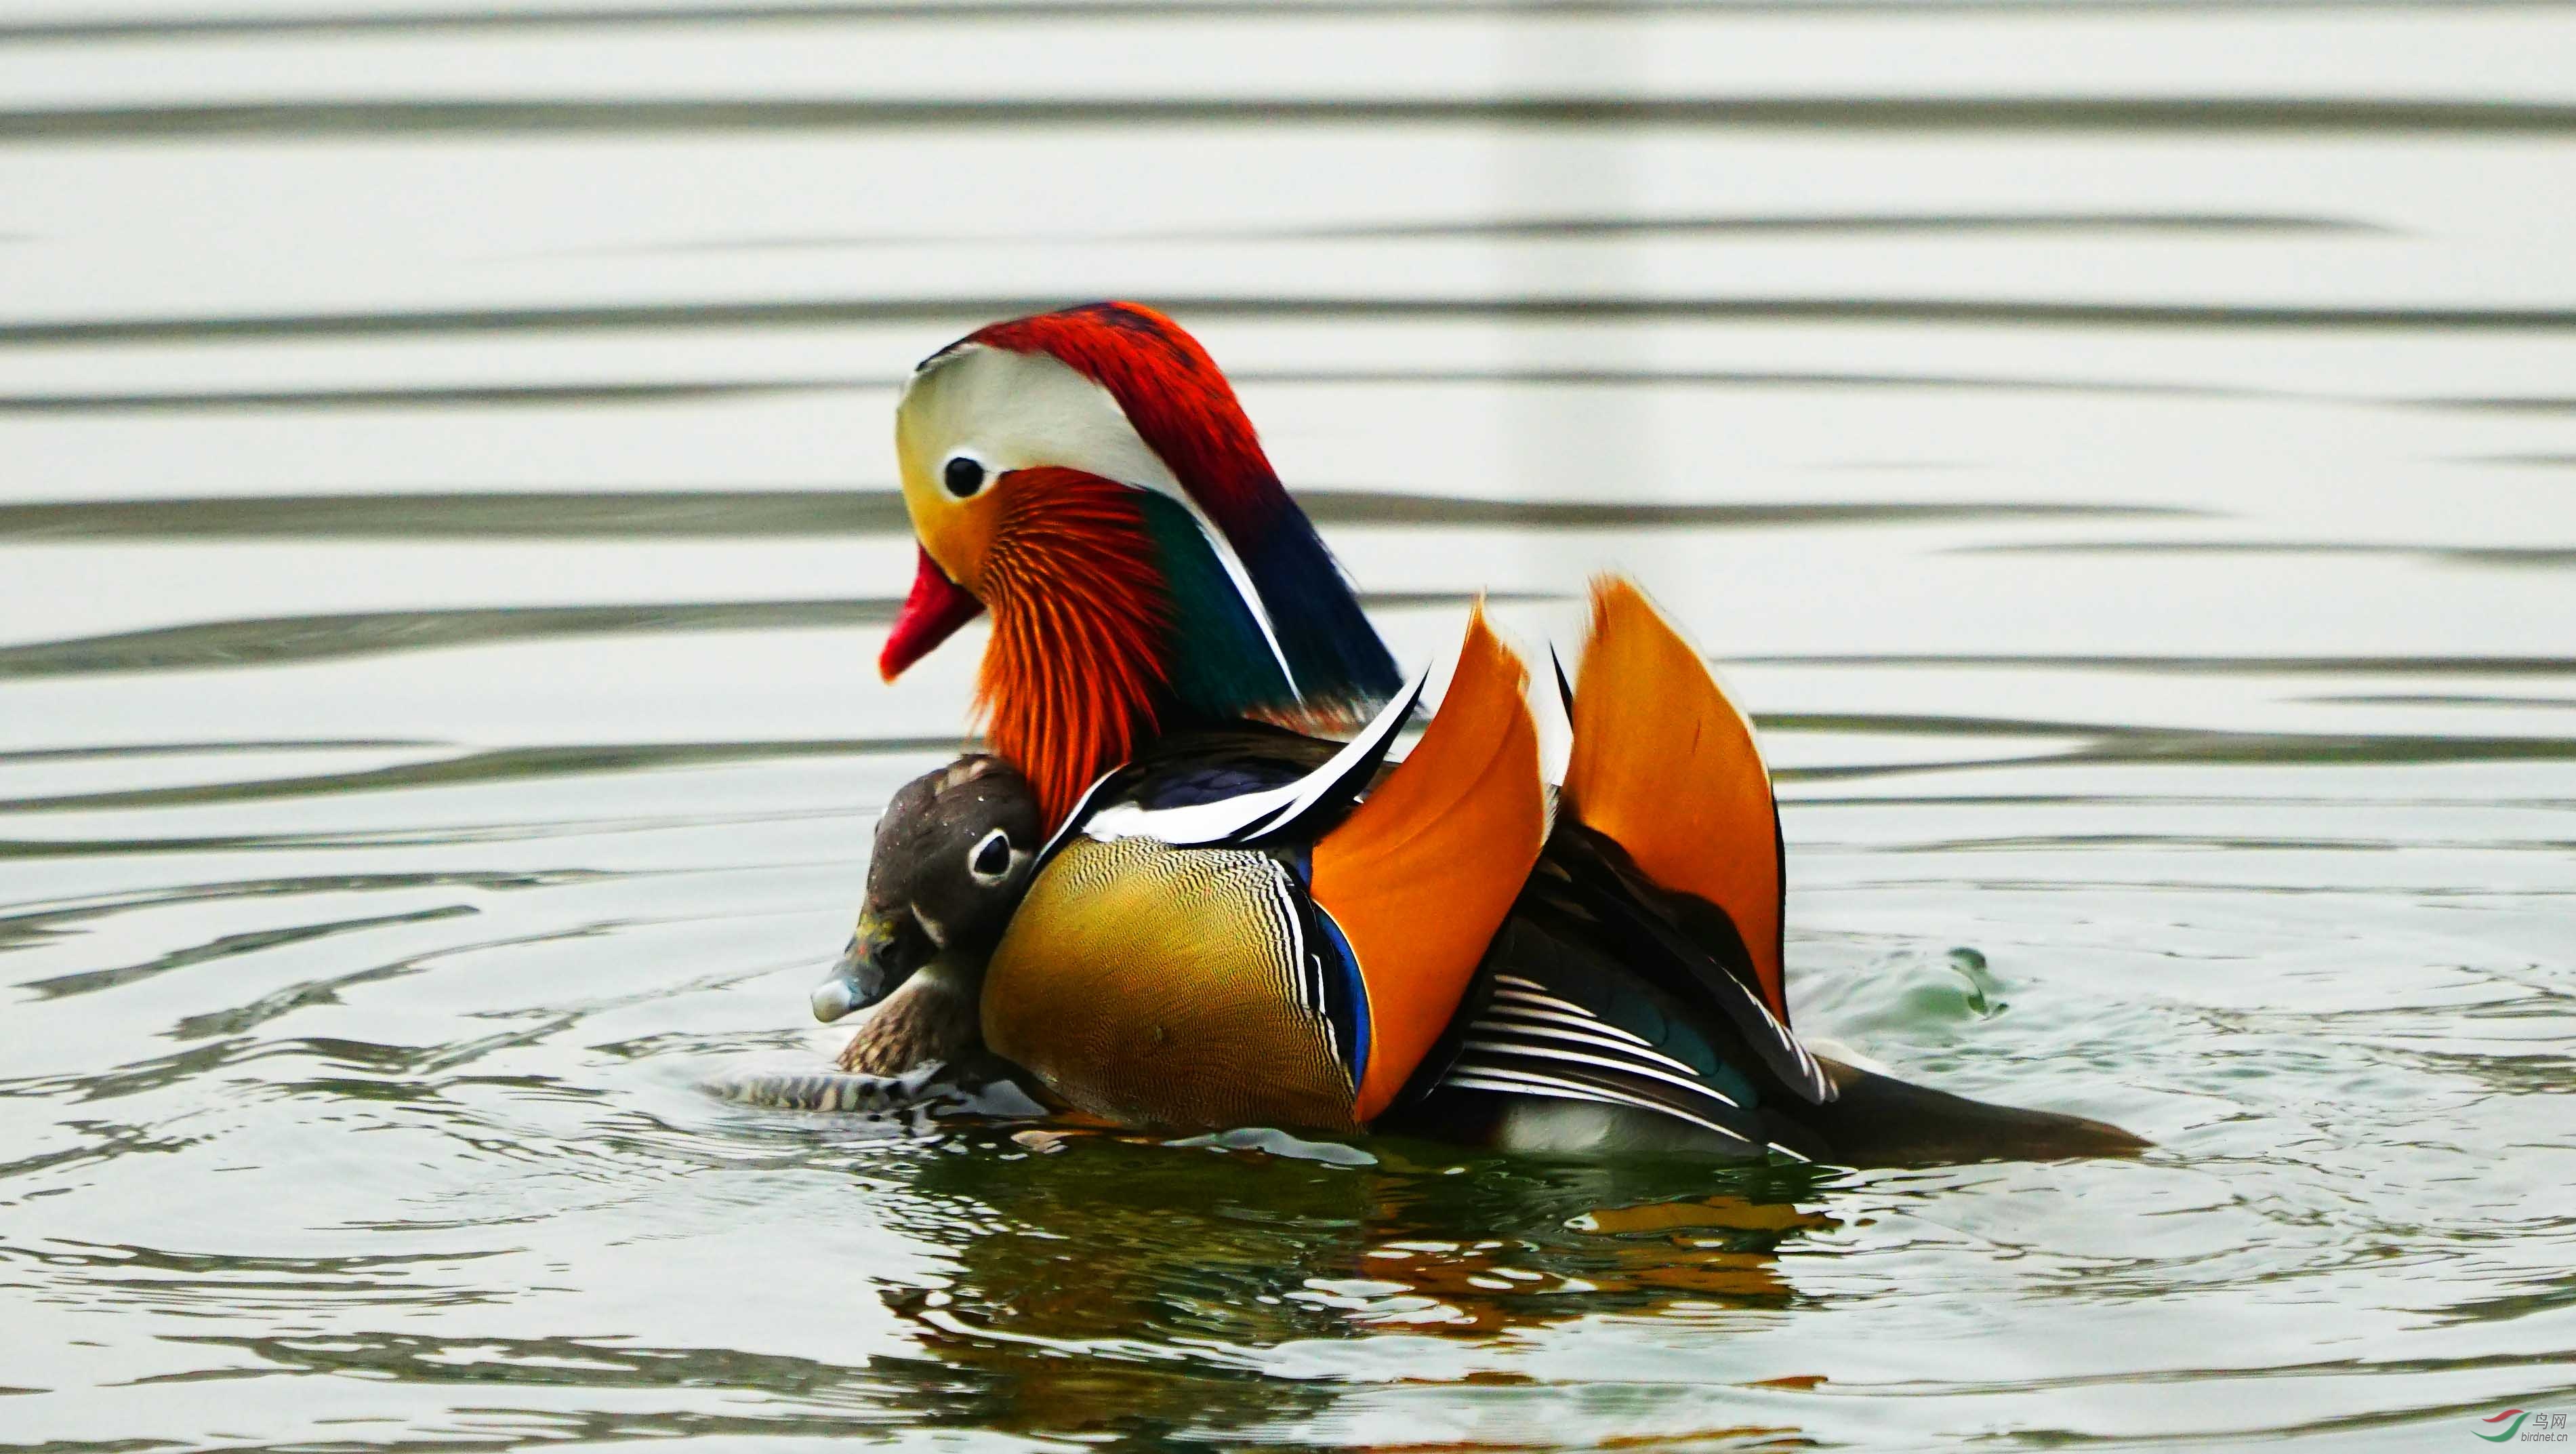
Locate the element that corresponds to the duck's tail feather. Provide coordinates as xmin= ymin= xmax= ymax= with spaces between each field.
xmin=1314 ymin=604 xmax=1547 ymax=1122
xmin=1793 ymin=1057 xmax=2153 ymax=1166
xmin=1562 ymin=575 xmax=1790 ymax=1023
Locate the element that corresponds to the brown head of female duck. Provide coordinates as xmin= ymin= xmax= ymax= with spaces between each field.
xmin=809 ymin=755 xmax=1042 ymax=1076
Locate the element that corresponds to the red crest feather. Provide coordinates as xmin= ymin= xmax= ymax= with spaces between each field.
xmin=970 ymin=302 xmax=1284 ymax=538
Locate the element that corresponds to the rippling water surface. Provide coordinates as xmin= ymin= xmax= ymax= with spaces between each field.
xmin=6 ymin=2 xmax=2576 ymax=1448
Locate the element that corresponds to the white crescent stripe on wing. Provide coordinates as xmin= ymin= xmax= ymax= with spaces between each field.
xmin=1438 ymin=1066 xmax=1749 ymax=1144
xmin=1473 ymin=1010 xmax=1704 ymax=1079
xmin=1487 ymin=988 xmax=1654 ymax=1047
xmin=1078 ymin=665 xmax=1426 ymax=847
xmin=1459 ymin=1036 xmax=1743 ymax=1110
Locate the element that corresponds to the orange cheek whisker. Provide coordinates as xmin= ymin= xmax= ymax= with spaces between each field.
xmin=973 ymin=468 xmax=1174 ymax=829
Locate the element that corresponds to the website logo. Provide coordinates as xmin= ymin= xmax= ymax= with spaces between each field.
xmin=2480 ymin=1409 xmax=2569 ymax=1444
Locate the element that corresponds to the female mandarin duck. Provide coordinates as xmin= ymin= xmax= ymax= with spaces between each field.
xmin=824 ymin=301 xmax=2143 ymax=1163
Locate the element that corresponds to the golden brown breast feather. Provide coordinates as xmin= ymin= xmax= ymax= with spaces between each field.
xmin=981 ymin=836 xmax=1357 ymax=1133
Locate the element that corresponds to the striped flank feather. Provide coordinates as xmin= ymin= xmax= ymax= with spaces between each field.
xmin=1441 ymin=969 xmax=1761 ymax=1146
xmin=1538 ymin=828 xmax=1833 ymax=1106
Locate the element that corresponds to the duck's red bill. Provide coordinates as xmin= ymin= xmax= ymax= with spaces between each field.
xmin=880 ymin=546 xmax=984 ymax=681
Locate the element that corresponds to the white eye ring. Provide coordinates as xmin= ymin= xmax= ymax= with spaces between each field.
xmin=941 ymin=450 xmax=992 ymax=499
xmin=966 ymin=827 xmax=1017 ymax=886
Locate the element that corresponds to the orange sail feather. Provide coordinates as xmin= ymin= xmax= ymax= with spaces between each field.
xmin=1311 ymin=606 xmax=1547 ymax=1120
xmin=1562 ymin=578 xmax=1791 ymax=1021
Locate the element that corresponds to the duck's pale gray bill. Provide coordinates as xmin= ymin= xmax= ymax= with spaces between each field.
xmin=810 ymin=911 xmax=922 ymax=1022
xmin=811 ymin=965 xmax=867 ymax=1023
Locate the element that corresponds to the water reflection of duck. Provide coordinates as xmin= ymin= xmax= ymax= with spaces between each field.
xmin=872 ymin=1133 xmax=1831 ymax=1444
xmin=805 ymin=302 xmax=2143 ymax=1165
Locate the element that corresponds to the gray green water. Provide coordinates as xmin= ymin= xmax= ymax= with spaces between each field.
xmin=5 ymin=2 xmax=2576 ymax=1449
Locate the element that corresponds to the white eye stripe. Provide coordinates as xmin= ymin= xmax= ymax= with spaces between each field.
xmin=899 ymin=343 xmax=1299 ymax=696
xmin=912 ymin=904 xmax=947 ymax=949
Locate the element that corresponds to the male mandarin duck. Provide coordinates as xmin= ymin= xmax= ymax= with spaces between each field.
xmin=821 ymin=301 xmax=2144 ymax=1163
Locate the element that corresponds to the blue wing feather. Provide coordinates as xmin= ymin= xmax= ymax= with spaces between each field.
xmin=1307 ymin=901 xmax=1370 ymax=1089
